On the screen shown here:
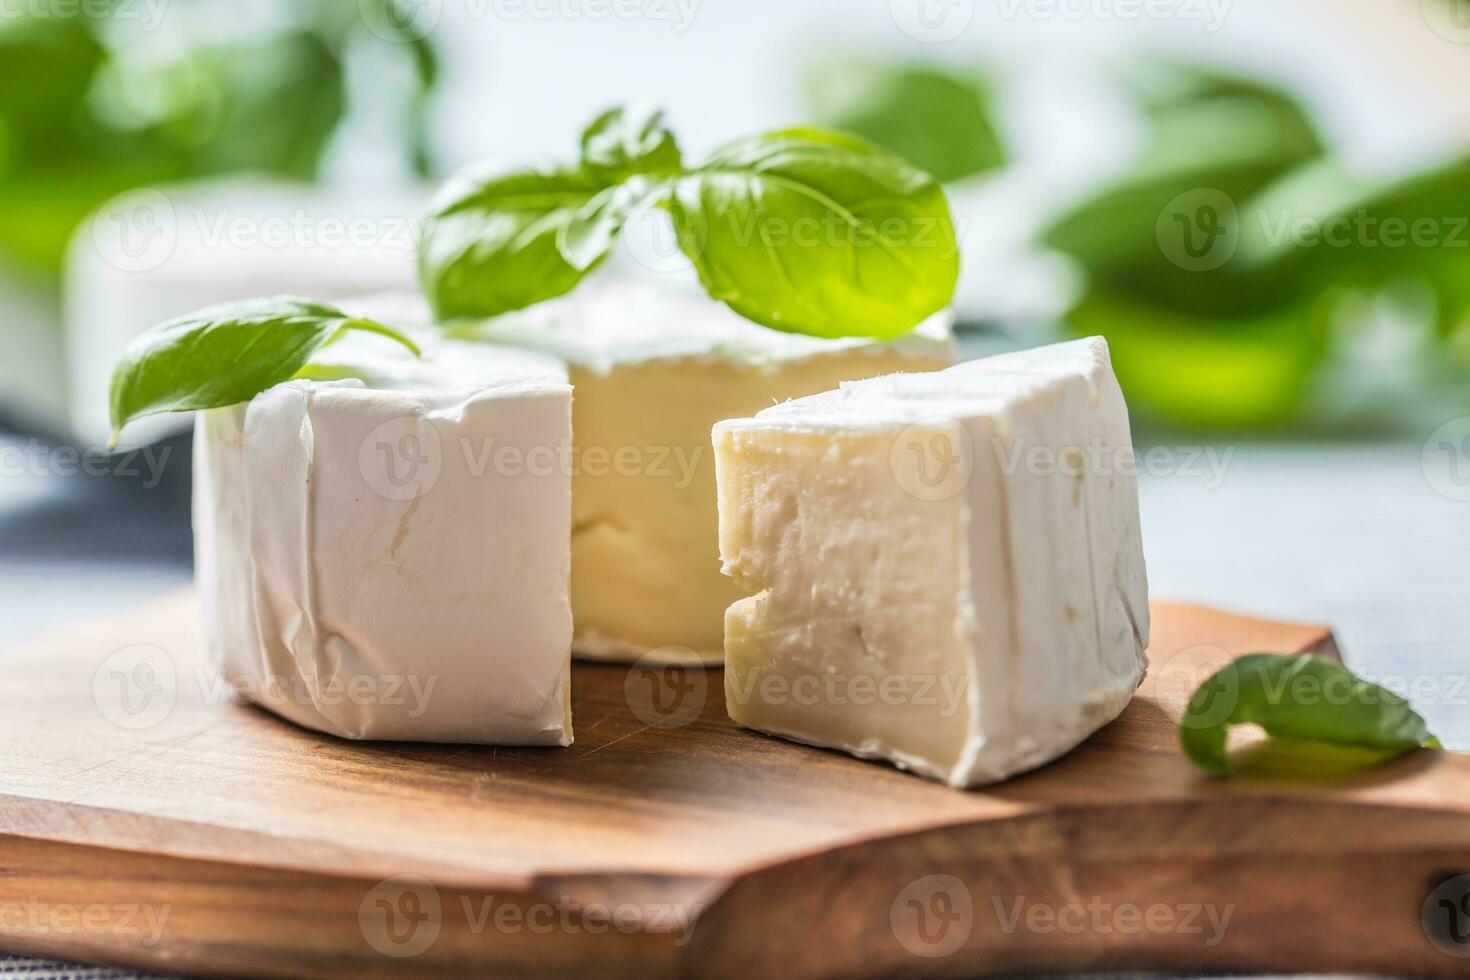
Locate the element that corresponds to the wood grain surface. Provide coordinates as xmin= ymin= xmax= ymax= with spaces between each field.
xmin=0 ymin=592 xmax=1467 ymax=978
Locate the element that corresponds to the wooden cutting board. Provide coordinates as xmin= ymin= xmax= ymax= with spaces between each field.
xmin=1 ymin=592 xmax=1467 ymax=978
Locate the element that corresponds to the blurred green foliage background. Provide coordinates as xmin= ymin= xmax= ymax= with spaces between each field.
xmin=808 ymin=56 xmax=1470 ymax=435
xmin=0 ymin=0 xmax=436 ymax=281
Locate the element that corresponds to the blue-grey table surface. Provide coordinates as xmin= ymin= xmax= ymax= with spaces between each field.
xmin=2 ymin=423 xmax=1466 ymax=978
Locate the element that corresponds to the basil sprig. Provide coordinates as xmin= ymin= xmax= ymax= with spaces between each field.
xmin=107 ymin=297 xmax=419 ymax=447
xmin=667 ymin=128 xmax=957 ymax=340
xmin=579 ymin=104 xmax=682 ymax=182
xmin=1180 ymin=653 xmax=1438 ymax=777
xmin=418 ymin=105 xmax=958 ymax=340
xmin=418 ymin=106 xmax=681 ymax=321
xmin=417 ymin=164 xmax=613 ymax=320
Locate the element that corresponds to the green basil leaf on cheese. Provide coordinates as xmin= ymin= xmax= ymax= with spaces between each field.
xmin=419 ymin=112 xmax=959 ymax=338
xmin=418 ymin=162 xmax=610 ymax=320
xmin=579 ymin=104 xmax=682 ymax=181
xmin=1180 ymin=653 xmax=1438 ymax=777
xmin=108 ymin=297 xmax=419 ymax=447
xmin=666 ymin=127 xmax=959 ymax=340
xmin=558 ymin=178 xmax=662 ymax=273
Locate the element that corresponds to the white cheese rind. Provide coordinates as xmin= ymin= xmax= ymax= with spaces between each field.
xmin=713 ymin=337 xmax=1150 ymax=787
xmin=193 ymin=332 xmax=574 ymax=744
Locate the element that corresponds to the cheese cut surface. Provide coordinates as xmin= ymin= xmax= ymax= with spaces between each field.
xmin=193 ymin=328 xmax=574 ymax=744
xmin=464 ymin=277 xmax=958 ymax=664
xmin=712 ymin=337 xmax=1150 ymax=787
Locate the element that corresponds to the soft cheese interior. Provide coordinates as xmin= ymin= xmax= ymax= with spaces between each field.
xmin=712 ymin=337 xmax=1150 ymax=787
xmin=464 ymin=278 xmax=956 ymax=664
xmin=194 ymin=325 xmax=575 ymax=744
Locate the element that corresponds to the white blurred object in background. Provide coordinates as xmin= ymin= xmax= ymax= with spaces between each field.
xmin=0 ymin=277 xmax=66 ymax=432
xmin=65 ymin=180 xmax=426 ymax=447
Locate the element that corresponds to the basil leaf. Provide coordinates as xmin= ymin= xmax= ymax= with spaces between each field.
xmin=419 ymin=112 xmax=959 ymax=338
xmin=417 ymin=162 xmax=610 ymax=320
xmin=1066 ymin=289 xmax=1326 ymax=430
xmin=1120 ymin=61 xmax=1323 ymax=179
xmin=1040 ymin=61 xmax=1323 ymax=318
xmin=666 ymin=128 xmax=958 ymax=340
xmin=0 ymin=15 xmax=103 ymax=160
xmin=806 ymin=61 xmax=1004 ymax=184
xmin=1036 ymin=63 xmax=1331 ymax=428
xmin=1180 ymin=653 xmax=1437 ymax=777
xmin=1221 ymin=739 xmax=1411 ymax=780
xmin=558 ymin=178 xmax=660 ymax=272
xmin=1239 ymin=155 xmax=1470 ymax=335
xmin=580 ymin=104 xmax=682 ymax=181
xmin=108 ymin=297 xmax=419 ymax=447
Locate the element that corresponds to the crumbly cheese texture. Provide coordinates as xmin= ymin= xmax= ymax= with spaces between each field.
xmin=466 ymin=278 xmax=957 ymax=664
xmin=712 ymin=337 xmax=1150 ymax=787
xmin=193 ymin=327 xmax=575 ymax=744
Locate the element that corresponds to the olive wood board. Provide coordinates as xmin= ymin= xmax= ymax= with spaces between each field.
xmin=0 ymin=590 xmax=1467 ymax=979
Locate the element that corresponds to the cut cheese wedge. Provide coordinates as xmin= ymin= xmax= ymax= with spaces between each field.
xmin=193 ymin=324 xmax=574 ymax=744
xmin=712 ymin=337 xmax=1150 ymax=787
xmin=465 ymin=277 xmax=957 ymax=664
